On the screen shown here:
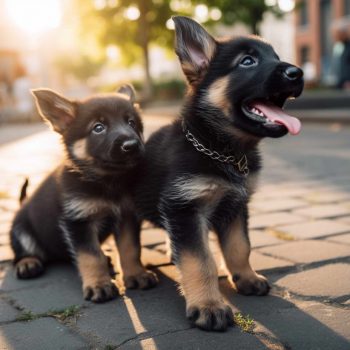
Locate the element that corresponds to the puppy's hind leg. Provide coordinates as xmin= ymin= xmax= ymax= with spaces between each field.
xmin=10 ymin=223 xmax=45 ymax=279
xmin=114 ymin=215 xmax=158 ymax=290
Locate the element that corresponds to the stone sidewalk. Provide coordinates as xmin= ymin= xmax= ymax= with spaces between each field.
xmin=0 ymin=119 xmax=350 ymax=350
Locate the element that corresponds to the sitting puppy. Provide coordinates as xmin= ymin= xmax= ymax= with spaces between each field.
xmin=10 ymin=86 xmax=157 ymax=302
xmin=135 ymin=17 xmax=304 ymax=331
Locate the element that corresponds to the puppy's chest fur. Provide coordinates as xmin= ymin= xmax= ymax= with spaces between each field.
xmin=62 ymin=194 xmax=128 ymax=220
xmin=61 ymin=171 xmax=133 ymax=221
xmin=167 ymin=172 xmax=257 ymax=213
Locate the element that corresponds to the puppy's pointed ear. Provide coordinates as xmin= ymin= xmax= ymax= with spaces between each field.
xmin=117 ymin=84 xmax=136 ymax=103
xmin=31 ymin=89 xmax=76 ymax=133
xmin=172 ymin=16 xmax=217 ymax=86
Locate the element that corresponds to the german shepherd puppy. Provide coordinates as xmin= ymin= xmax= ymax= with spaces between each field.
xmin=10 ymin=86 xmax=157 ymax=302
xmin=135 ymin=17 xmax=303 ymax=331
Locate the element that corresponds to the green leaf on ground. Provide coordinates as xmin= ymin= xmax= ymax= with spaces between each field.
xmin=48 ymin=305 xmax=81 ymax=320
xmin=234 ymin=312 xmax=255 ymax=333
xmin=16 ymin=311 xmax=38 ymax=322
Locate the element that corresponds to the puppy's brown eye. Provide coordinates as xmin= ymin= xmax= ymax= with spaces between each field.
xmin=92 ymin=123 xmax=105 ymax=134
xmin=128 ymin=119 xmax=136 ymax=129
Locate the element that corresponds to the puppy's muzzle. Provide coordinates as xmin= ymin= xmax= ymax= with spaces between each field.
xmin=110 ymin=136 xmax=143 ymax=160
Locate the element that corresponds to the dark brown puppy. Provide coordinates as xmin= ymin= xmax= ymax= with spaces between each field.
xmin=10 ymin=86 xmax=157 ymax=302
xmin=135 ymin=17 xmax=303 ymax=331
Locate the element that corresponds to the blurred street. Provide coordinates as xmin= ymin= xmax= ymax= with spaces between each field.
xmin=0 ymin=114 xmax=350 ymax=349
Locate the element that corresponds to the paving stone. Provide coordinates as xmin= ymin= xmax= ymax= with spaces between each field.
xmin=0 ymin=221 xmax=11 ymax=236
xmin=249 ymin=212 xmax=306 ymax=229
xmin=253 ymin=186 xmax=313 ymax=200
xmin=0 ymin=245 xmax=13 ymax=261
xmin=0 ymin=235 xmax=9 ymax=245
xmin=75 ymin=267 xmax=187 ymax=347
xmin=123 ymin=327 xmax=266 ymax=350
xmin=273 ymin=219 xmax=350 ymax=239
xmin=250 ymin=251 xmax=293 ymax=272
xmin=4 ymin=265 xmax=86 ymax=314
xmin=304 ymin=191 xmax=350 ymax=204
xmin=336 ymin=215 xmax=350 ymax=225
xmin=250 ymin=229 xmax=284 ymax=248
xmin=0 ymin=298 xmax=19 ymax=322
xmin=258 ymin=240 xmax=350 ymax=264
xmin=0 ymin=200 xmax=18 ymax=213
xmin=222 ymin=285 xmax=350 ymax=350
xmin=0 ymin=211 xmax=14 ymax=223
xmin=141 ymin=247 xmax=170 ymax=267
xmin=0 ymin=318 xmax=87 ymax=350
xmin=250 ymin=198 xmax=308 ymax=213
xmin=141 ymin=228 xmax=167 ymax=247
xmin=327 ymin=233 xmax=350 ymax=245
xmin=276 ymin=263 xmax=350 ymax=299
xmin=293 ymin=204 xmax=350 ymax=219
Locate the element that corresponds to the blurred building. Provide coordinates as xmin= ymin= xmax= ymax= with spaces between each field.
xmin=294 ymin=0 xmax=350 ymax=85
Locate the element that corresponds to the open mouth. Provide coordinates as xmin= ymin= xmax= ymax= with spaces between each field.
xmin=241 ymin=95 xmax=301 ymax=135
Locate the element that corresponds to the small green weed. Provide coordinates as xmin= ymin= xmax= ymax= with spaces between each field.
xmin=234 ymin=312 xmax=255 ymax=333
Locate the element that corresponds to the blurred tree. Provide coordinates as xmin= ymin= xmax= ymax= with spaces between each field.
xmin=55 ymin=55 xmax=103 ymax=82
xmin=201 ymin=0 xmax=282 ymax=34
xmin=74 ymin=0 xmax=176 ymax=99
xmin=71 ymin=0 xmax=283 ymax=99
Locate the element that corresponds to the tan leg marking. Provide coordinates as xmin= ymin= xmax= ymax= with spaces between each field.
xmin=76 ymin=250 xmax=118 ymax=302
xmin=76 ymin=251 xmax=111 ymax=288
xmin=219 ymin=217 xmax=270 ymax=295
xmin=179 ymin=250 xmax=222 ymax=306
xmin=116 ymin=223 xmax=158 ymax=289
xmin=179 ymin=250 xmax=234 ymax=331
xmin=207 ymin=76 xmax=231 ymax=116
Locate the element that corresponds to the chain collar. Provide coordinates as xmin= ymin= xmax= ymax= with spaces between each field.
xmin=182 ymin=122 xmax=249 ymax=176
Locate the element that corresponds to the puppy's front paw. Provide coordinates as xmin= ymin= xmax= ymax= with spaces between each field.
xmin=186 ymin=301 xmax=234 ymax=331
xmin=124 ymin=270 xmax=158 ymax=290
xmin=83 ymin=282 xmax=119 ymax=303
xmin=16 ymin=257 xmax=44 ymax=279
xmin=234 ymin=273 xmax=270 ymax=296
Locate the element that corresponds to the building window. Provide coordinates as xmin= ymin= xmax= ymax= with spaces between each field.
xmin=301 ymin=46 xmax=310 ymax=64
xmin=344 ymin=0 xmax=350 ymax=15
xmin=299 ymin=0 xmax=309 ymax=27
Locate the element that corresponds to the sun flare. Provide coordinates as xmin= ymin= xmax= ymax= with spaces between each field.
xmin=5 ymin=0 xmax=62 ymax=35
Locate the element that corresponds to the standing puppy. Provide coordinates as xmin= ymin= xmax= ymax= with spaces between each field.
xmin=136 ymin=17 xmax=304 ymax=331
xmin=10 ymin=86 xmax=157 ymax=302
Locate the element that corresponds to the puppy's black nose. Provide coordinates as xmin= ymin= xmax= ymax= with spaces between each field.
xmin=121 ymin=139 xmax=139 ymax=152
xmin=283 ymin=66 xmax=303 ymax=81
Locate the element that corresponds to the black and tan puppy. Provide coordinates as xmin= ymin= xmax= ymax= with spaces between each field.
xmin=10 ymin=86 xmax=157 ymax=302
xmin=135 ymin=17 xmax=303 ymax=331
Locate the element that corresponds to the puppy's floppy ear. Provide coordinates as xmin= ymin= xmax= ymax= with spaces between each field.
xmin=172 ymin=16 xmax=216 ymax=86
xmin=117 ymin=84 xmax=136 ymax=103
xmin=31 ymin=89 xmax=75 ymax=133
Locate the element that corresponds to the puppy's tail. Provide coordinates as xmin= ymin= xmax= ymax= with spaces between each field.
xmin=19 ymin=178 xmax=29 ymax=205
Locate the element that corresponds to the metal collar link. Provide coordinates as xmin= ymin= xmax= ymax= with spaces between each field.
xmin=182 ymin=123 xmax=249 ymax=176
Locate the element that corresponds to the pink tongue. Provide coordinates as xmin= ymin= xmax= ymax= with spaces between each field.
xmin=252 ymin=102 xmax=301 ymax=135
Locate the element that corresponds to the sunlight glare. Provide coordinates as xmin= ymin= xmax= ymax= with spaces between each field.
xmin=5 ymin=0 xmax=62 ymax=35
xmin=278 ymin=0 xmax=295 ymax=12
xmin=124 ymin=6 xmax=140 ymax=21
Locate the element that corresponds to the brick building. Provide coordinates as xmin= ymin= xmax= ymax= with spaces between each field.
xmin=294 ymin=0 xmax=350 ymax=84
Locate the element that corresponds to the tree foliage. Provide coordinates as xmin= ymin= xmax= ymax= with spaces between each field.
xmin=60 ymin=0 xmax=284 ymax=94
